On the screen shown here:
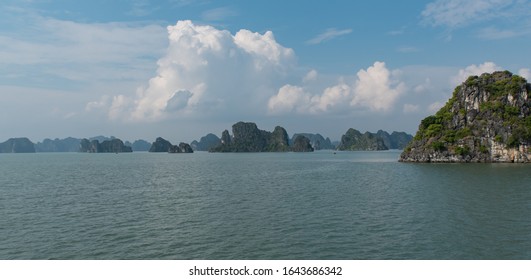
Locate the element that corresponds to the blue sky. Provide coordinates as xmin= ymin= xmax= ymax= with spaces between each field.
xmin=1 ymin=0 xmax=531 ymax=143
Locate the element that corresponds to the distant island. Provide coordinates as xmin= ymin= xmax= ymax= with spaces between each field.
xmin=79 ymin=138 xmax=132 ymax=153
xmin=1 ymin=125 xmax=414 ymax=154
xmin=210 ymin=122 xmax=314 ymax=152
xmin=0 ymin=138 xmax=35 ymax=153
xmin=400 ymin=71 xmax=531 ymax=163
xmin=149 ymin=137 xmax=193 ymax=153
xmin=337 ymin=128 xmax=413 ymax=151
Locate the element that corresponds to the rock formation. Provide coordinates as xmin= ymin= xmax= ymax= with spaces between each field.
xmin=0 ymin=138 xmax=36 ymax=153
xmin=130 ymin=140 xmax=151 ymax=151
xmin=210 ymin=122 xmax=313 ymax=152
xmin=79 ymin=138 xmax=132 ymax=153
xmin=292 ymin=133 xmax=335 ymax=150
xmin=35 ymin=137 xmax=81 ymax=152
xmin=376 ymin=130 xmax=414 ymax=150
xmin=291 ymin=135 xmax=314 ymax=152
xmin=400 ymin=71 xmax=531 ymax=162
xmin=190 ymin=133 xmax=221 ymax=151
xmin=337 ymin=128 xmax=388 ymax=151
xmin=149 ymin=137 xmax=193 ymax=153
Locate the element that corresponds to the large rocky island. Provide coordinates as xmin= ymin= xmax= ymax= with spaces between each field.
xmin=400 ymin=71 xmax=531 ymax=162
xmin=210 ymin=122 xmax=314 ymax=152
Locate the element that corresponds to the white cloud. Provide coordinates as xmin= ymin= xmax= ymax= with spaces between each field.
xmin=421 ymin=0 xmax=513 ymax=28
xmin=268 ymin=61 xmax=405 ymax=115
xmin=518 ymin=68 xmax=531 ymax=80
xmin=267 ymin=85 xmax=312 ymax=114
xmin=452 ymin=61 xmax=501 ymax=85
xmin=306 ymin=28 xmax=352 ymax=45
xmin=85 ymin=95 xmax=110 ymax=112
xmin=351 ymin=61 xmax=406 ymax=111
xmin=303 ymin=69 xmax=318 ymax=82
xmin=111 ymin=20 xmax=296 ymax=122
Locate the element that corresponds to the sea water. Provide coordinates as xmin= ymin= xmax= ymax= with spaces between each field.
xmin=1 ymin=151 xmax=530 ymax=259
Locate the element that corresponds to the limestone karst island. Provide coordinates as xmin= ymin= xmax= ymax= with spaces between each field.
xmin=400 ymin=71 xmax=531 ymax=163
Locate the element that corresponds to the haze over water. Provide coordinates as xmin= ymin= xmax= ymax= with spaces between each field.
xmin=1 ymin=151 xmax=530 ymax=259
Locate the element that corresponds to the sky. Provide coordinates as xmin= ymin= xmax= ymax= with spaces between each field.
xmin=1 ymin=0 xmax=531 ymax=143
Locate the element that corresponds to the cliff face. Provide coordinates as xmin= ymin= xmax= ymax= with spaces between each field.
xmin=191 ymin=133 xmax=221 ymax=151
xmin=337 ymin=129 xmax=387 ymax=151
xmin=400 ymin=71 xmax=531 ymax=162
xmin=36 ymin=137 xmax=80 ymax=152
xmin=376 ymin=130 xmax=413 ymax=150
xmin=291 ymin=135 xmax=314 ymax=152
xmin=0 ymin=138 xmax=35 ymax=153
xmin=292 ymin=133 xmax=335 ymax=150
xmin=149 ymin=137 xmax=193 ymax=153
xmin=210 ymin=122 xmax=313 ymax=152
xmin=79 ymin=138 xmax=132 ymax=153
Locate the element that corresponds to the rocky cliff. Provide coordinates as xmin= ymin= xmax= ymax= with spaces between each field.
xmin=79 ymin=138 xmax=132 ymax=153
xmin=129 ymin=140 xmax=151 ymax=151
xmin=291 ymin=135 xmax=314 ymax=152
xmin=337 ymin=129 xmax=388 ymax=151
xmin=149 ymin=137 xmax=193 ymax=153
xmin=190 ymin=133 xmax=221 ymax=151
xmin=0 ymin=138 xmax=35 ymax=153
xmin=210 ymin=122 xmax=313 ymax=152
xmin=400 ymin=71 xmax=531 ymax=162
xmin=36 ymin=137 xmax=81 ymax=152
xmin=376 ymin=130 xmax=414 ymax=150
xmin=292 ymin=133 xmax=335 ymax=150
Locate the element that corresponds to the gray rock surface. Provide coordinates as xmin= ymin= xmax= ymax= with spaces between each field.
xmin=400 ymin=71 xmax=531 ymax=162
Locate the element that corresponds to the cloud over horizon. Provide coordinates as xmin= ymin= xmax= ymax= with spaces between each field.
xmin=109 ymin=20 xmax=296 ymax=122
xmin=268 ymin=61 xmax=406 ymax=115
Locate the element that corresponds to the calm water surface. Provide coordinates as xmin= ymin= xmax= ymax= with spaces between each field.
xmin=1 ymin=151 xmax=530 ymax=259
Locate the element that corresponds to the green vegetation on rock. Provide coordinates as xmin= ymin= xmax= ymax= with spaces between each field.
xmin=400 ymin=71 xmax=531 ymax=162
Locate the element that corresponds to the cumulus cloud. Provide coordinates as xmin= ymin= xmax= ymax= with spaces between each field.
xmin=351 ymin=62 xmax=405 ymax=111
xmin=267 ymin=85 xmax=312 ymax=114
xmin=111 ymin=20 xmax=295 ymax=122
xmin=268 ymin=61 xmax=405 ymax=115
xmin=452 ymin=61 xmax=501 ymax=85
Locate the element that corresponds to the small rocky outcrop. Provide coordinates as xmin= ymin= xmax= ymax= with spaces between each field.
xmin=337 ymin=129 xmax=387 ymax=151
xmin=0 ymin=138 xmax=36 ymax=153
xmin=149 ymin=137 xmax=193 ymax=153
xmin=291 ymin=135 xmax=314 ymax=152
xmin=79 ymin=138 xmax=132 ymax=153
xmin=210 ymin=122 xmax=314 ymax=152
xmin=400 ymin=71 xmax=531 ymax=162
xmin=292 ymin=133 xmax=335 ymax=150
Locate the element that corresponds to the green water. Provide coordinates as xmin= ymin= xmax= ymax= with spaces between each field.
xmin=0 ymin=151 xmax=530 ymax=259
